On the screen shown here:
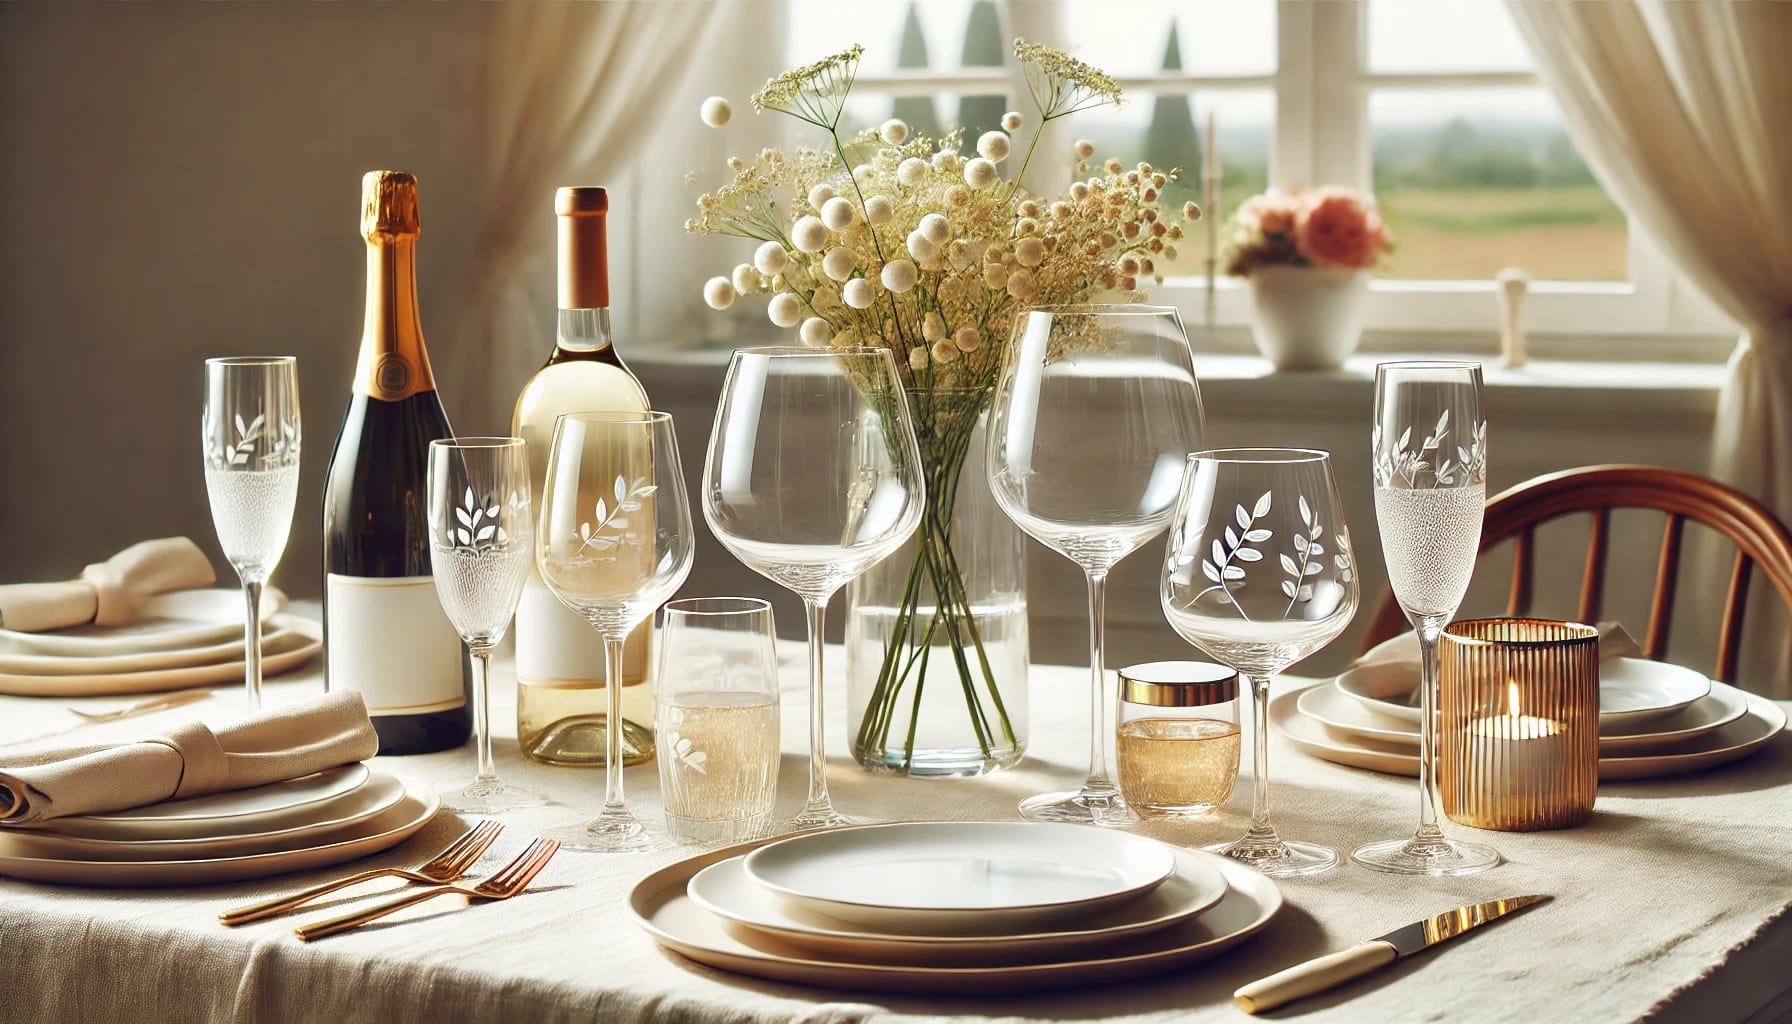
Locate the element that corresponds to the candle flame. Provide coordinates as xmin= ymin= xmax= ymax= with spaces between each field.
xmin=1507 ymin=681 xmax=1522 ymax=719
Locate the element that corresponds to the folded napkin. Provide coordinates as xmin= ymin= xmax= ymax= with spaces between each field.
xmin=0 ymin=691 xmax=377 ymax=824
xmin=1358 ymin=620 xmax=1642 ymax=670
xmin=0 ymin=538 xmax=216 ymax=633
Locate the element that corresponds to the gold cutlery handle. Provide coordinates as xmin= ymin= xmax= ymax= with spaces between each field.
xmin=294 ymin=885 xmax=461 ymax=941
xmin=220 ymin=868 xmax=398 ymax=925
xmin=1234 ymin=941 xmax=1399 ymax=1014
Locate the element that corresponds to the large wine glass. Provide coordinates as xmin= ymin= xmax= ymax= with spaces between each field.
xmin=1354 ymin=361 xmax=1501 ymax=875
xmin=537 ymin=411 xmax=695 ymax=851
xmin=201 ymin=356 xmax=301 ymax=713
xmin=1161 ymin=449 xmax=1358 ymax=876
xmin=702 ymin=347 xmax=925 ymax=830
xmin=426 ymin=437 xmax=545 ymax=813
xmin=987 ymin=305 xmax=1205 ymax=825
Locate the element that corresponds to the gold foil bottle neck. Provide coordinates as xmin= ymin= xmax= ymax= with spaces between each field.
xmin=361 ymin=170 xmax=420 ymax=239
xmin=557 ymin=186 xmax=610 ymax=309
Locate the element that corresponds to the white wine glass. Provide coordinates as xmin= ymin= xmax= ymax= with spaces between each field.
xmin=427 ymin=437 xmax=546 ymax=814
xmin=987 ymin=305 xmax=1205 ymax=826
xmin=1161 ymin=449 xmax=1359 ymax=876
xmin=537 ymin=411 xmax=695 ymax=851
xmin=702 ymin=347 xmax=925 ymax=830
xmin=1354 ymin=361 xmax=1501 ymax=875
xmin=202 ymin=356 xmax=301 ymax=713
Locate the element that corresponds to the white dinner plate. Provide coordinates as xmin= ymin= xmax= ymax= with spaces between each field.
xmin=87 ymin=762 xmax=369 ymax=826
xmin=632 ymin=834 xmax=1282 ymax=996
xmin=1337 ymin=657 xmax=1715 ymax=726
xmin=0 ymin=618 xmax=306 ymax=676
xmin=3 ymin=771 xmax=405 ymax=860
xmin=689 ymin=845 xmax=1229 ymax=964
xmin=0 ymin=587 xmax=289 ymax=658
xmin=1276 ymin=682 xmax=1786 ymax=781
xmin=0 ymin=616 xmax=321 ymax=697
xmin=0 ymin=775 xmax=438 ymax=887
xmin=742 ymin=822 xmax=1178 ymax=933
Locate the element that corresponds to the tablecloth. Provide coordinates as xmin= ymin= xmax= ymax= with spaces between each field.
xmin=0 ymin=630 xmax=1786 ymax=1024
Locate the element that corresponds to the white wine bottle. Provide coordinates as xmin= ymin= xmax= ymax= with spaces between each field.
xmin=323 ymin=170 xmax=469 ymax=755
xmin=512 ymin=186 xmax=655 ymax=766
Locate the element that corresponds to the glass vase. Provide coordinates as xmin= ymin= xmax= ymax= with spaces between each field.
xmin=847 ymin=388 xmax=1029 ymax=777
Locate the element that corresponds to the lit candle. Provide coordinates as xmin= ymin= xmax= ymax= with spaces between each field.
xmin=1468 ymin=682 xmax=1573 ymax=823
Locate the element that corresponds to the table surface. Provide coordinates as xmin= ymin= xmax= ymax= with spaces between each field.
xmin=1 ymin=630 xmax=1788 ymax=1024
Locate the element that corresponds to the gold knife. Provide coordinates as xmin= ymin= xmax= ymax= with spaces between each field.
xmin=1234 ymin=894 xmax=1552 ymax=1014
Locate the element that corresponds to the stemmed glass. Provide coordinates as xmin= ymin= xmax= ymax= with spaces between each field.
xmin=201 ymin=356 xmax=301 ymax=713
xmin=1353 ymin=361 xmax=1501 ymax=875
xmin=1161 ymin=449 xmax=1359 ymax=876
xmin=986 ymin=305 xmax=1205 ymax=825
xmin=426 ymin=437 xmax=546 ymax=814
xmin=702 ymin=347 xmax=925 ymax=830
xmin=537 ymin=412 xmax=695 ymax=851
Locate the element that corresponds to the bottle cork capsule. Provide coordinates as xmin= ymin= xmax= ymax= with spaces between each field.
xmin=362 ymin=170 xmax=420 ymax=239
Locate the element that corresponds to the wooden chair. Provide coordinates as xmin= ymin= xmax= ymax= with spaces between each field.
xmin=1358 ymin=464 xmax=1792 ymax=684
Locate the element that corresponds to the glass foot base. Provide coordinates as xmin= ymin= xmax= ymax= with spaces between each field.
xmin=785 ymin=804 xmax=860 ymax=832
xmin=545 ymin=811 xmax=670 ymax=853
xmin=1205 ymin=837 xmax=1339 ymax=878
xmin=441 ymin=780 xmax=550 ymax=815
xmin=1352 ymin=836 xmax=1503 ymax=876
xmin=1019 ymin=788 xmax=1138 ymax=827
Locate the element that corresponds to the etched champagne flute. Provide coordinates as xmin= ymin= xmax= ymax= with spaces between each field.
xmin=1161 ymin=449 xmax=1358 ymax=876
xmin=702 ymin=348 xmax=925 ymax=830
xmin=537 ymin=412 xmax=695 ymax=851
xmin=987 ymin=305 xmax=1205 ymax=825
xmin=1354 ymin=361 xmax=1501 ymax=875
xmin=202 ymin=356 xmax=301 ymax=713
xmin=427 ymin=437 xmax=545 ymax=813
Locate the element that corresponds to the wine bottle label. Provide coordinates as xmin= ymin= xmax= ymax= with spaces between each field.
xmin=326 ymin=574 xmax=464 ymax=715
xmin=515 ymin=581 xmax=647 ymax=684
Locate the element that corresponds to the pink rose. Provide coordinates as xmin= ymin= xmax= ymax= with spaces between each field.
xmin=1295 ymin=190 xmax=1384 ymax=270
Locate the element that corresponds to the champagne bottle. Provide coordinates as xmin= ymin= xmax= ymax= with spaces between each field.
xmin=323 ymin=170 xmax=469 ymax=755
xmin=512 ymin=186 xmax=656 ymax=767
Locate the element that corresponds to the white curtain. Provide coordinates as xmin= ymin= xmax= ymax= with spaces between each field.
xmin=452 ymin=0 xmax=725 ymax=433
xmin=1506 ymin=0 xmax=1792 ymax=524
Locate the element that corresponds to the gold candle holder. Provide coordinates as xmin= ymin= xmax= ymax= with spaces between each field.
xmin=1438 ymin=618 xmax=1598 ymax=831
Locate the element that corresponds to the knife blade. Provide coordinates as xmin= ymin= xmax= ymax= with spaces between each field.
xmin=1234 ymin=894 xmax=1551 ymax=1015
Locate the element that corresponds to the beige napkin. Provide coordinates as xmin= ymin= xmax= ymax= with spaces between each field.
xmin=1358 ymin=619 xmax=1642 ymax=669
xmin=0 ymin=538 xmax=217 ymax=633
xmin=0 ymin=691 xmax=377 ymax=824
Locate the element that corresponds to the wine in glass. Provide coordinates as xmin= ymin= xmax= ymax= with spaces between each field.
xmin=426 ymin=437 xmax=546 ymax=813
xmin=202 ymin=356 xmax=301 ymax=712
xmin=1161 ymin=449 xmax=1358 ymax=876
xmin=1354 ymin=361 xmax=1501 ymax=875
xmin=537 ymin=411 xmax=695 ymax=851
xmin=702 ymin=347 xmax=925 ymax=830
xmin=986 ymin=305 xmax=1205 ymax=825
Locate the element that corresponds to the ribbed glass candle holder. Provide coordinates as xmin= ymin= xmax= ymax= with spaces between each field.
xmin=1438 ymin=618 xmax=1598 ymax=831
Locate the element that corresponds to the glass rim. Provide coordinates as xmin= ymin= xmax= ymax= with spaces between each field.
xmin=205 ymin=356 xmax=297 ymax=367
xmin=1443 ymin=617 xmax=1600 ymax=648
xmin=430 ymin=436 xmax=523 ymax=450
xmin=730 ymin=345 xmax=890 ymax=359
xmin=1187 ymin=447 xmax=1331 ymax=465
xmin=1374 ymin=359 xmax=1484 ymax=372
xmin=663 ymin=596 xmax=773 ymax=618
xmin=1019 ymin=303 xmax=1179 ymax=317
xmin=554 ymin=410 xmax=673 ymax=426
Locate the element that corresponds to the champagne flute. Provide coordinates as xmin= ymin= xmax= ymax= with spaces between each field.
xmin=986 ymin=305 xmax=1205 ymax=825
xmin=1354 ymin=361 xmax=1501 ymax=875
xmin=201 ymin=356 xmax=301 ymax=713
xmin=537 ymin=411 xmax=695 ymax=851
xmin=1161 ymin=449 xmax=1359 ymax=876
xmin=702 ymin=347 xmax=925 ymax=830
xmin=427 ymin=437 xmax=545 ymax=813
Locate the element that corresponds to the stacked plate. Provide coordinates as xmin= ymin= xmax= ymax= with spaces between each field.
xmin=1276 ymin=657 xmax=1786 ymax=781
xmin=0 ymin=765 xmax=436 ymax=886
xmin=630 ymin=821 xmax=1282 ymax=995
xmin=0 ymin=588 xmax=321 ymax=697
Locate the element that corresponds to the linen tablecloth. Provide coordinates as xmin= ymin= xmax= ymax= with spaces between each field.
xmin=0 ymin=632 xmax=1786 ymax=1024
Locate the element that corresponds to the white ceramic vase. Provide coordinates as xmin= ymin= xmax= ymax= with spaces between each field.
xmin=1246 ymin=265 xmax=1370 ymax=370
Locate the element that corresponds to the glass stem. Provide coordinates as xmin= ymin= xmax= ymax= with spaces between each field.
xmin=1245 ymin=674 xmax=1278 ymax=840
xmin=1082 ymin=570 xmax=1116 ymax=792
xmin=602 ymin=635 xmax=629 ymax=817
xmin=241 ymin=578 xmax=263 ymax=713
xmin=1413 ymin=616 xmax=1447 ymax=847
xmin=803 ymin=599 xmax=833 ymax=816
xmin=470 ymin=644 xmax=497 ymax=785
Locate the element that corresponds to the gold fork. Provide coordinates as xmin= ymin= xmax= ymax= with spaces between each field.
xmin=294 ymin=837 xmax=560 ymax=941
xmin=219 ymin=820 xmax=503 ymax=926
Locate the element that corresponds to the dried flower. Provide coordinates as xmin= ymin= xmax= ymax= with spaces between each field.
xmin=977 ymin=131 xmax=1011 ymax=163
xmin=1002 ymin=110 xmax=1023 ymax=132
xmin=1183 ymin=201 xmax=1202 ymax=221
xmin=922 ymin=311 xmax=947 ymax=342
xmin=944 ymin=185 xmax=971 ymax=208
xmin=906 ymin=230 xmax=936 ymax=261
xmin=767 ymin=291 xmax=802 ymax=326
xmin=897 ymin=157 xmax=928 ymax=187
xmin=821 ymin=196 xmax=857 ymax=232
xmin=1015 ymin=39 xmax=1122 ymax=120
xmin=791 ymin=215 xmax=828 ymax=252
xmin=964 ymin=158 xmax=999 ymax=189
xmin=807 ymin=183 xmax=836 ymax=210
xmin=865 ymin=195 xmax=894 ymax=224
xmin=931 ymin=339 xmax=959 ymax=363
xmin=880 ymin=118 xmax=909 ymax=145
xmin=1006 ymin=269 xmax=1037 ymax=299
xmin=1015 ymin=237 xmax=1045 ymax=267
xmin=822 ymin=245 xmax=856 ymax=282
xmin=953 ymin=326 xmax=982 ymax=352
xmin=843 ymin=277 xmax=877 ymax=308
xmin=1074 ymin=139 xmax=1095 ymax=159
xmin=753 ymin=44 xmax=862 ymax=129
xmin=700 ymin=96 xmax=732 ymax=128
xmin=800 ymin=317 xmax=832 ymax=347
xmin=881 ymin=258 xmax=918 ymax=293
xmin=703 ymin=276 xmax=735 ymax=310
xmin=731 ymin=263 xmax=761 ymax=294
xmin=919 ymin=213 xmax=950 ymax=244
xmin=754 ymin=240 xmax=789 ymax=276
xmin=908 ymin=346 xmax=928 ymax=372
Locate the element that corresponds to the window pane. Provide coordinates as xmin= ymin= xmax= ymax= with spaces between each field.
xmin=1077 ymin=90 xmax=1273 ymax=278
xmin=1063 ymin=1 xmax=1275 ymax=77
xmin=844 ymin=92 xmax=1012 ymax=153
xmin=1368 ymin=0 xmax=1531 ymax=73
xmin=1370 ymin=88 xmax=1627 ymax=282
xmin=788 ymin=0 xmax=1001 ymax=74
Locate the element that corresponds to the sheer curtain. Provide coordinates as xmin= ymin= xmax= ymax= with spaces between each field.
xmin=1506 ymin=0 xmax=1792 ymax=523
xmin=451 ymin=1 xmax=725 ymax=433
